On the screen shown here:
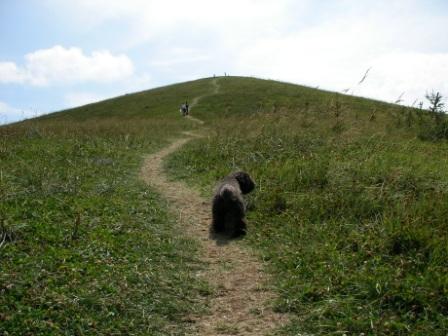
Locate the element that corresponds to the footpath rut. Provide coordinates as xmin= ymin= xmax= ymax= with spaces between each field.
xmin=184 ymin=77 xmax=219 ymax=125
xmin=140 ymin=78 xmax=287 ymax=335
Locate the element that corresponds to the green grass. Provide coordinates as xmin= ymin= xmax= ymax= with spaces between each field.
xmin=165 ymin=77 xmax=448 ymax=335
xmin=2 ymin=76 xmax=447 ymax=335
xmin=39 ymin=77 xmax=214 ymax=121
xmin=0 ymin=78 xmax=217 ymax=335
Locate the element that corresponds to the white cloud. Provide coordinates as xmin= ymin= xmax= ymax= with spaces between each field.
xmin=233 ymin=2 xmax=448 ymax=105
xmin=150 ymin=48 xmax=210 ymax=67
xmin=0 ymin=62 xmax=27 ymax=84
xmin=3 ymin=0 xmax=447 ymax=115
xmin=0 ymin=46 xmax=134 ymax=86
xmin=47 ymin=0 xmax=448 ymax=105
xmin=46 ymin=0 xmax=302 ymax=49
xmin=357 ymin=52 xmax=448 ymax=106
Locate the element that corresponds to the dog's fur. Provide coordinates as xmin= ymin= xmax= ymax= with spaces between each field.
xmin=211 ymin=171 xmax=255 ymax=237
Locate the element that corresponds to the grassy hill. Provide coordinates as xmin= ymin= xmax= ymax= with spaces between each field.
xmin=1 ymin=76 xmax=447 ymax=335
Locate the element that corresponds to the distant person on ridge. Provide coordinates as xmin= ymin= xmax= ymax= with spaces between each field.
xmin=185 ymin=101 xmax=189 ymax=116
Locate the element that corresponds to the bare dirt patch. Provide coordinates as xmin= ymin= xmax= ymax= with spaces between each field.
xmin=184 ymin=78 xmax=219 ymax=125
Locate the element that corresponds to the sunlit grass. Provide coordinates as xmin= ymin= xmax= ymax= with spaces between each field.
xmin=166 ymin=77 xmax=448 ymax=335
xmin=2 ymin=76 xmax=447 ymax=335
xmin=0 ymin=78 xmax=216 ymax=335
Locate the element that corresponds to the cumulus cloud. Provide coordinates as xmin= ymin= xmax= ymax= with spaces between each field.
xmin=0 ymin=62 xmax=27 ymax=83
xmin=0 ymin=46 xmax=134 ymax=86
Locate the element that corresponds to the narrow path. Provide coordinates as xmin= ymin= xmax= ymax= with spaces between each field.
xmin=140 ymin=79 xmax=287 ymax=335
xmin=185 ymin=78 xmax=220 ymax=125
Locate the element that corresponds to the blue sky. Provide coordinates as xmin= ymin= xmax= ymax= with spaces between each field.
xmin=1 ymin=0 xmax=447 ymax=123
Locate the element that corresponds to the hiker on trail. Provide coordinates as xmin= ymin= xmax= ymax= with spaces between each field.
xmin=180 ymin=101 xmax=189 ymax=116
xmin=179 ymin=104 xmax=185 ymax=116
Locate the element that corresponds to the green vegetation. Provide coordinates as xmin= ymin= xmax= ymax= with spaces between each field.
xmin=418 ymin=91 xmax=448 ymax=141
xmin=2 ymin=76 xmax=447 ymax=335
xmin=166 ymin=77 xmax=448 ymax=335
xmin=0 ymin=78 xmax=214 ymax=335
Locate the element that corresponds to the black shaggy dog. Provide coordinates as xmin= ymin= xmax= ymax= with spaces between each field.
xmin=211 ymin=171 xmax=255 ymax=238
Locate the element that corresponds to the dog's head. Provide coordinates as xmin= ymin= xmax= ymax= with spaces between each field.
xmin=233 ymin=171 xmax=255 ymax=194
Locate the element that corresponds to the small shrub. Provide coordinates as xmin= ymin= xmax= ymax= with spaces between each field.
xmin=418 ymin=118 xmax=448 ymax=141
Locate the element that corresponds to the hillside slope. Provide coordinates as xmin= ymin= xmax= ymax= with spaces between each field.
xmin=0 ymin=78 xmax=217 ymax=335
xmin=39 ymin=78 xmax=214 ymax=121
xmin=2 ymin=76 xmax=447 ymax=335
xmin=166 ymin=77 xmax=448 ymax=335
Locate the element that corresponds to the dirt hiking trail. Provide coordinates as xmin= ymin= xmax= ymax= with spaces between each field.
xmin=140 ymin=78 xmax=288 ymax=335
xmin=184 ymin=77 xmax=220 ymax=125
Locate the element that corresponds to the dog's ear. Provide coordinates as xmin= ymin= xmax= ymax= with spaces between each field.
xmin=235 ymin=172 xmax=255 ymax=194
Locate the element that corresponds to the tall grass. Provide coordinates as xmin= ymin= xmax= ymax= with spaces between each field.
xmin=166 ymin=77 xmax=448 ymax=335
xmin=3 ymin=76 xmax=447 ymax=335
xmin=0 ymin=91 xmax=212 ymax=334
